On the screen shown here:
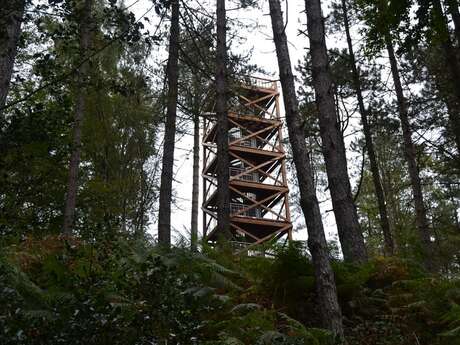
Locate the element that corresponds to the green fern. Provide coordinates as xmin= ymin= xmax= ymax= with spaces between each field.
xmin=256 ymin=331 xmax=287 ymax=344
xmin=230 ymin=303 xmax=262 ymax=314
xmin=440 ymin=302 xmax=460 ymax=339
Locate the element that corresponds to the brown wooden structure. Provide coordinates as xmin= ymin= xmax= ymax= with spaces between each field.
xmin=202 ymin=76 xmax=292 ymax=249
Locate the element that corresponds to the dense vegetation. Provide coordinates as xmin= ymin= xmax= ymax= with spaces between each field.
xmin=2 ymin=238 xmax=460 ymax=344
xmin=1 ymin=0 xmax=459 ymax=343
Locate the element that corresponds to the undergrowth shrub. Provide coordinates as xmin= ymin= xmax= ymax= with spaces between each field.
xmin=3 ymin=236 xmax=459 ymax=344
xmin=236 ymin=242 xmax=460 ymax=345
xmin=0 ymin=236 xmax=334 ymax=345
xmin=1 ymin=236 xmax=205 ymax=344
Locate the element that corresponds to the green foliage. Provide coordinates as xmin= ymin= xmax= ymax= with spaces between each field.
xmin=0 ymin=237 xmax=335 ymax=345
xmin=237 ymin=242 xmax=317 ymax=325
xmin=1 ymin=236 xmax=205 ymax=344
xmin=3 ymin=236 xmax=460 ymax=344
xmin=354 ymin=0 xmax=412 ymax=53
xmin=238 ymin=243 xmax=460 ymax=345
xmin=0 ymin=0 xmax=161 ymax=241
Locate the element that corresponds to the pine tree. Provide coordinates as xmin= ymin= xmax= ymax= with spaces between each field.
xmin=269 ymin=0 xmax=344 ymax=337
xmin=158 ymin=0 xmax=180 ymax=246
xmin=445 ymin=0 xmax=460 ymax=46
xmin=430 ymin=0 xmax=460 ymax=155
xmin=191 ymin=78 xmax=200 ymax=251
xmin=340 ymin=0 xmax=394 ymax=255
xmin=304 ymin=0 xmax=367 ymax=263
xmin=215 ymin=0 xmax=231 ymax=239
xmin=385 ymin=21 xmax=434 ymax=271
xmin=0 ymin=0 xmax=25 ymax=117
xmin=356 ymin=0 xmax=435 ymax=271
xmin=63 ymin=0 xmax=94 ymax=234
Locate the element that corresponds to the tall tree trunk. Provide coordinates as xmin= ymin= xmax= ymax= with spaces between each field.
xmin=191 ymin=80 xmax=200 ymax=251
xmin=268 ymin=0 xmax=344 ymax=338
xmin=62 ymin=0 xmax=93 ymax=235
xmin=304 ymin=0 xmax=367 ymax=263
xmin=215 ymin=0 xmax=231 ymax=238
xmin=430 ymin=61 xmax=460 ymax=159
xmin=158 ymin=0 xmax=180 ymax=246
xmin=0 ymin=0 xmax=25 ymax=117
xmin=434 ymin=0 xmax=460 ymax=156
xmin=341 ymin=0 xmax=394 ymax=255
xmin=385 ymin=35 xmax=434 ymax=271
xmin=135 ymin=171 xmax=146 ymax=238
xmin=445 ymin=0 xmax=460 ymax=45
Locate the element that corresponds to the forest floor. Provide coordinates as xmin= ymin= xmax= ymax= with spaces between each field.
xmin=1 ymin=236 xmax=460 ymax=344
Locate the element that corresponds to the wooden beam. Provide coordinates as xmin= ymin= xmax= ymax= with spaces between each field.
xmin=230 ymin=223 xmax=260 ymax=241
xmin=228 ymin=118 xmax=280 ymax=153
xmin=229 ymin=186 xmax=287 ymax=221
xmin=230 ymin=188 xmax=282 ymax=217
xmin=234 ymin=224 xmax=291 ymax=255
xmin=229 ymin=152 xmax=280 ymax=185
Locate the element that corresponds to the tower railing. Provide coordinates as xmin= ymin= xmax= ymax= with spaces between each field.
xmin=230 ymin=202 xmax=261 ymax=218
xmin=235 ymin=75 xmax=278 ymax=90
xmin=229 ymin=167 xmax=259 ymax=182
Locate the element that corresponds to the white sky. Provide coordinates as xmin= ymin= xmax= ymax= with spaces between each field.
xmin=131 ymin=0 xmax=359 ymax=246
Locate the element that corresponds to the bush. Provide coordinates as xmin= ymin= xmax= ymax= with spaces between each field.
xmin=0 ymin=236 xmax=333 ymax=345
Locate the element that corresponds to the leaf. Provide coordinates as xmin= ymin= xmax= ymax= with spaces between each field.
xmin=221 ymin=336 xmax=244 ymax=345
xmin=22 ymin=309 xmax=56 ymax=321
xmin=440 ymin=326 xmax=460 ymax=337
xmin=278 ymin=312 xmax=306 ymax=332
xmin=256 ymin=331 xmax=286 ymax=344
xmin=209 ymin=271 xmax=243 ymax=291
xmin=230 ymin=303 xmax=262 ymax=315
xmin=214 ymin=294 xmax=231 ymax=304
xmin=183 ymin=286 xmax=215 ymax=298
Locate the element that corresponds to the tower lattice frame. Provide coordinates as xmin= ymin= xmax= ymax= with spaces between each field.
xmin=202 ymin=76 xmax=292 ymax=248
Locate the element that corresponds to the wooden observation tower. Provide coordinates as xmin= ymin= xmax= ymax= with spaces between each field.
xmin=202 ymin=76 xmax=292 ymax=248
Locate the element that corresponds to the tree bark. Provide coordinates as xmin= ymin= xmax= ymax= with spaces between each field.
xmin=341 ymin=0 xmax=394 ymax=255
xmin=0 ymin=0 xmax=25 ymax=117
xmin=158 ymin=0 xmax=180 ymax=247
xmin=430 ymin=60 xmax=460 ymax=159
xmin=268 ymin=0 xmax=344 ymax=338
xmin=62 ymin=0 xmax=93 ymax=235
xmin=385 ymin=35 xmax=434 ymax=271
xmin=191 ymin=80 xmax=200 ymax=251
xmin=445 ymin=0 xmax=460 ymax=46
xmin=434 ymin=0 xmax=460 ymax=156
xmin=215 ymin=0 xmax=231 ymax=239
xmin=305 ymin=0 xmax=367 ymax=263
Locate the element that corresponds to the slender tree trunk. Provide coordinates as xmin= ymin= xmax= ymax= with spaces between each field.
xmin=341 ymin=0 xmax=394 ymax=255
xmin=62 ymin=0 xmax=93 ymax=235
xmin=268 ymin=0 xmax=344 ymax=338
xmin=305 ymin=0 xmax=367 ymax=263
xmin=380 ymin=155 xmax=400 ymax=251
xmin=191 ymin=81 xmax=200 ymax=251
xmin=215 ymin=0 xmax=231 ymax=238
xmin=434 ymin=0 xmax=460 ymax=155
xmin=445 ymin=0 xmax=460 ymax=45
xmin=0 ymin=0 xmax=25 ymax=117
xmin=158 ymin=0 xmax=180 ymax=246
xmin=451 ymin=195 xmax=460 ymax=231
xmin=429 ymin=63 xmax=460 ymax=148
xmin=135 ymin=171 xmax=146 ymax=238
xmin=385 ymin=35 xmax=434 ymax=271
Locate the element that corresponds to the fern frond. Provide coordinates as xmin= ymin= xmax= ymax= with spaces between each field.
xmin=209 ymin=271 xmax=243 ymax=291
xmin=256 ymin=331 xmax=286 ymax=344
xmin=230 ymin=303 xmax=262 ymax=314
